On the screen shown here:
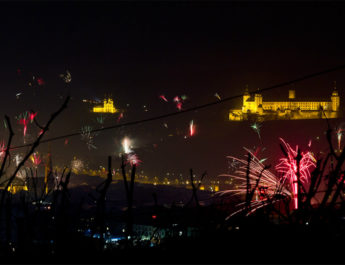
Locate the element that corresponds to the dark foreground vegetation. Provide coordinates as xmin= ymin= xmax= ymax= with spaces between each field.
xmin=0 ymin=98 xmax=345 ymax=264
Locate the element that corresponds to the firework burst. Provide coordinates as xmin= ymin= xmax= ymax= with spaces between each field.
xmin=19 ymin=117 xmax=29 ymax=137
xmin=214 ymin=93 xmax=221 ymax=100
xmin=220 ymin=148 xmax=291 ymax=198
xmin=218 ymin=147 xmax=291 ymax=218
xmin=14 ymin=154 xmax=23 ymax=167
xmin=189 ymin=120 xmax=195 ymax=137
xmin=71 ymin=158 xmax=84 ymax=172
xmin=97 ymin=114 xmax=105 ymax=125
xmin=60 ymin=70 xmax=72 ymax=83
xmin=121 ymin=137 xmax=132 ymax=154
xmin=173 ymin=96 xmax=183 ymax=110
xmin=28 ymin=112 xmax=37 ymax=123
xmin=336 ymin=127 xmax=345 ymax=151
xmin=275 ymin=138 xmax=316 ymax=209
xmin=159 ymin=95 xmax=168 ymax=102
xmin=121 ymin=137 xmax=141 ymax=166
xmin=250 ymin=122 xmax=262 ymax=140
xmin=126 ymin=153 xmax=142 ymax=166
xmin=30 ymin=153 xmax=41 ymax=167
xmin=81 ymin=126 xmax=97 ymax=150
xmin=16 ymin=111 xmax=37 ymax=138
xmin=0 ymin=141 xmax=6 ymax=159
xmin=117 ymin=112 xmax=124 ymax=122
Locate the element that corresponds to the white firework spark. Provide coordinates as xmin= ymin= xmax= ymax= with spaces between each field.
xmin=81 ymin=126 xmax=97 ymax=150
xmin=121 ymin=137 xmax=141 ymax=166
xmin=122 ymin=137 xmax=132 ymax=154
xmin=71 ymin=158 xmax=84 ymax=172
xmin=218 ymin=147 xmax=291 ymax=218
xmin=14 ymin=154 xmax=23 ymax=167
xmin=60 ymin=70 xmax=72 ymax=83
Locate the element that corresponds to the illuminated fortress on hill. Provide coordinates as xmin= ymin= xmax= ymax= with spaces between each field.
xmin=229 ymin=85 xmax=340 ymax=121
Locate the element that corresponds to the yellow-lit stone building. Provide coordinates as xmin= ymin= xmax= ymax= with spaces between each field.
xmin=230 ymin=85 xmax=340 ymax=121
xmin=6 ymin=182 xmax=28 ymax=194
xmin=93 ymin=98 xmax=118 ymax=113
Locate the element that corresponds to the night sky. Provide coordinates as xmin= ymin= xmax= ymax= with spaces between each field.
xmin=1 ymin=1 xmax=345 ymax=179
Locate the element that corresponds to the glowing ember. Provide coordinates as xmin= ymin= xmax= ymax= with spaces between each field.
xmin=159 ymin=95 xmax=168 ymax=102
xmin=117 ymin=112 xmax=124 ymax=122
xmin=37 ymin=78 xmax=45 ymax=86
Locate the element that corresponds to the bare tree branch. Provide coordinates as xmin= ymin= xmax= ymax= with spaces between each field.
xmin=0 ymin=96 xmax=70 ymax=209
xmin=0 ymin=116 xmax=14 ymax=180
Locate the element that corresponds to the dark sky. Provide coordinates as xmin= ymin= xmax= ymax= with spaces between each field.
xmin=0 ymin=1 xmax=345 ymax=179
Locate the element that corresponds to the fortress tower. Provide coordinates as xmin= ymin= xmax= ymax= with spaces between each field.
xmin=331 ymin=82 xmax=340 ymax=111
xmin=242 ymin=85 xmax=250 ymax=113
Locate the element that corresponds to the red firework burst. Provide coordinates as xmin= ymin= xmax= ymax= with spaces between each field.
xmin=275 ymin=138 xmax=316 ymax=209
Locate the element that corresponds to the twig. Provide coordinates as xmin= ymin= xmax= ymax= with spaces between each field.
xmin=121 ymin=156 xmax=136 ymax=244
xmin=190 ymin=169 xmax=200 ymax=207
xmin=245 ymin=153 xmax=252 ymax=213
xmin=248 ymin=164 xmax=270 ymax=203
xmin=30 ymin=109 xmax=44 ymax=130
xmin=326 ymin=129 xmax=339 ymax=160
xmin=96 ymin=156 xmax=112 ymax=251
xmin=0 ymin=116 xmax=14 ymax=180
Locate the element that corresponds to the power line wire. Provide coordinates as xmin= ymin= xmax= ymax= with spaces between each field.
xmin=10 ymin=63 xmax=345 ymax=150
